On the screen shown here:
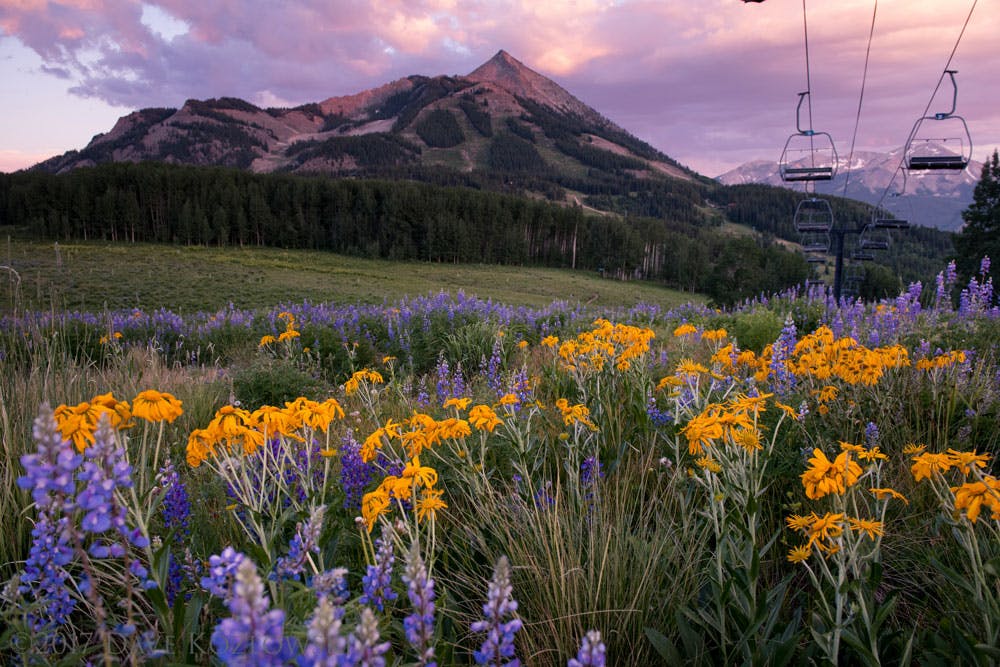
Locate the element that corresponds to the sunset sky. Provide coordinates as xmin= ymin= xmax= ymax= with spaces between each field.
xmin=1 ymin=0 xmax=996 ymax=177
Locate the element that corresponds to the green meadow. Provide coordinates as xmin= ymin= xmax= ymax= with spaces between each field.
xmin=1 ymin=237 xmax=999 ymax=666
xmin=0 ymin=239 xmax=701 ymax=313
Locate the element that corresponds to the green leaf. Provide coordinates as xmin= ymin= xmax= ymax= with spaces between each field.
xmin=645 ymin=626 xmax=680 ymax=664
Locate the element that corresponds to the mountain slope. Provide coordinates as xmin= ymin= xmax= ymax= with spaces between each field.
xmin=31 ymin=50 xmax=704 ymax=215
xmin=717 ymin=148 xmax=980 ymax=231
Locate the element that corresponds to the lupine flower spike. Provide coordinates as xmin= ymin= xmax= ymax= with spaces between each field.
xmin=568 ymin=629 xmax=606 ymax=667
xmin=343 ymin=607 xmax=391 ymax=667
xmin=360 ymin=527 xmax=398 ymax=612
xmin=403 ymin=543 xmax=437 ymax=666
xmin=471 ymin=555 xmax=522 ymax=666
xmin=300 ymin=596 xmax=346 ymax=667
xmin=210 ymin=558 xmax=298 ymax=666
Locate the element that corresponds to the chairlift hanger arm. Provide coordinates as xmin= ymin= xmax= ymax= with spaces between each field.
xmin=936 ymin=70 xmax=959 ymax=119
xmin=795 ymin=91 xmax=813 ymax=135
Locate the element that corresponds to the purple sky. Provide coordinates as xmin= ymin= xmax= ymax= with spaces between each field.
xmin=2 ymin=1 xmax=997 ymax=176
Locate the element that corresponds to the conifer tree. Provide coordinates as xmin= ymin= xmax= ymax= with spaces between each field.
xmin=955 ymin=149 xmax=1000 ymax=284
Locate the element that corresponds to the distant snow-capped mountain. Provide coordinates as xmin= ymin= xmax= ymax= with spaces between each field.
xmin=717 ymin=147 xmax=982 ymax=231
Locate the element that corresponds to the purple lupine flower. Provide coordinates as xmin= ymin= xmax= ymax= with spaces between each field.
xmin=768 ymin=316 xmax=797 ymax=395
xmin=201 ymin=547 xmax=246 ymax=600
xmin=580 ymin=457 xmax=603 ymax=488
xmin=533 ymin=481 xmax=555 ymax=510
xmin=342 ymin=607 xmax=391 ymax=667
xmin=403 ymin=545 xmax=437 ymax=667
xmin=311 ymin=567 xmax=350 ymax=607
xmin=864 ymin=422 xmax=880 ymax=448
xmin=416 ymin=388 xmax=431 ymax=408
xmin=18 ymin=514 xmax=76 ymax=640
xmin=946 ymin=260 xmax=959 ymax=286
xmin=981 ymin=256 xmax=991 ymax=277
xmin=17 ymin=406 xmax=82 ymax=513
xmin=300 ymin=596 xmax=346 ymax=666
xmin=934 ymin=270 xmax=949 ymax=310
xmin=274 ymin=505 xmax=326 ymax=581
xmin=471 ymin=555 xmax=522 ymax=667
xmin=451 ymin=362 xmax=468 ymax=400
xmin=76 ymin=419 xmax=145 ymax=548
xmin=485 ymin=338 xmax=504 ymax=398
xmin=340 ymin=431 xmax=375 ymax=512
xmin=211 ymin=558 xmax=298 ymax=666
xmin=509 ymin=367 xmax=533 ymax=408
xmin=646 ymin=396 xmax=673 ymax=427
xmin=15 ymin=408 xmax=81 ymax=644
xmin=568 ymin=629 xmax=606 ymax=667
xmin=359 ymin=529 xmax=398 ymax=612
xmin=157 ymin=460 xmax=192 ymax=605
xmin=158 ymin=460 xmax=191 ymax=537
xmin=434 ymin=356 xmax=452 ymax=405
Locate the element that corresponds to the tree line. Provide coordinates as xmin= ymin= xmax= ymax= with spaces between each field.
xmin=0 ymin=162 xmax=811 ymax=304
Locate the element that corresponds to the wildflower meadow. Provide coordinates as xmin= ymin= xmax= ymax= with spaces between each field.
xmin=1 ymin=258 xmax=999 ymax=665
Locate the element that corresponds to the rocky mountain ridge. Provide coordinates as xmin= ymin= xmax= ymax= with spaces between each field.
xmin=717 ymin=147 xmax=981 ymax=231
xmin=32 ymin=50 xmax=696 ymax=190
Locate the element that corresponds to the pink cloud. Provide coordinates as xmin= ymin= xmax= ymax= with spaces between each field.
xmin=0 ymin=0 xmax=996 ymax=174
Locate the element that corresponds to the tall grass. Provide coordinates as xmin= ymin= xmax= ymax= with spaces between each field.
xmin=0 ymin=321 xmax=229 ymax=582
xmin=2 ymin=264 xmax=999 ymax=663
xmin=444 ymin=446 xmax=705 ymax=666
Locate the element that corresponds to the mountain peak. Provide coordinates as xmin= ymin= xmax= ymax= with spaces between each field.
xmin=469 ymin=49 xmax=529 ymax=78
xmin=466 ymin=49 xmax=610 ymax=129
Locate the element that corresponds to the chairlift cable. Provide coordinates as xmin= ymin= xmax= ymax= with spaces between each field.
xmin=875 ymin=0 xmax=978 ymax=208
xmin=801 ymin=0 xmax=815 ymax=170
xmin=841 ymin=0 xmax=878 ymax=199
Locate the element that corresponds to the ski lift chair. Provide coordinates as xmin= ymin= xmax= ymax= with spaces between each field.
xmin=904 ymin=71 xmax=972 ymax=171
xmin=780 ymin=92 xmax=839 ymax=182
xmin=793 ymin=197 xmax=834 ymax=233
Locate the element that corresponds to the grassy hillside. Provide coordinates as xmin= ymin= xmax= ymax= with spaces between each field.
xmin=0 ymin=239 xmax=703 ymax=313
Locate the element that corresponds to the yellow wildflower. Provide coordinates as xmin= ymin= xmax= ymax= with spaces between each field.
xmin=402 ymin=457 xmax=438 ymax=489
xmin=946 ymin=449 xmax=991 ymax=475
xmin=787 ymin=545 xmax=813 ymax=564
xmin=911 ymin=452 xmax=955 ymax=482
xmin=806 ymin=512 xmax=845 ymax=553
xmin=786 ymin=514 xmax=813 ymax=532
xmin=132 ymin=390 xmax=183 ymax=423
xmin=682 ymin=412 xmax=723 ymax=456
xmin=951 ymin=477 xmax=1000 ymax=523
xmin=469 ymin=405 xmax=502 ymax=433
xmin=673 ymin=323 xmax=698 ymax=337
xmin=695 ymin=456 xmax=721 ymax=473
xmin=437 ymin=418 xmax=471 ymax=440
xmin=416 ymin=487 xmax=448 ymax=523
xmin=869 ymin=487 xmax=909 ymax=505
xmin=857 ymin=447 xmax=889 ymax=463
xmin=774 ymin=401 xmax=799 ymax=420
xmin=443 ymin=397 xmax=471 ymax=411
xmin=847 ymin=517 xmax=884 ymax=540
xmin=361 ymin=428 xmax=386 ymax=463
xmin=801 ymin=449 xmax=862 ymax=500
xmin=701 ymin=328 xmax=728 ymax=341
xmin=554 ymin=398 xmax=597 ymax=430
xmin=676 ymin=359 xmax=708 ymax=376
xmin=732 ymin=427 xmax=763 ymax=454
xmin=56 ymin=411 xmax=95 ymax=452
xmin=361 ymin=488 xmax=391 ymax=532
xmin=259 ymin=334 xmax=276 ymax=347
xmin=499 ymin=393 xmax=519 ymax=406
